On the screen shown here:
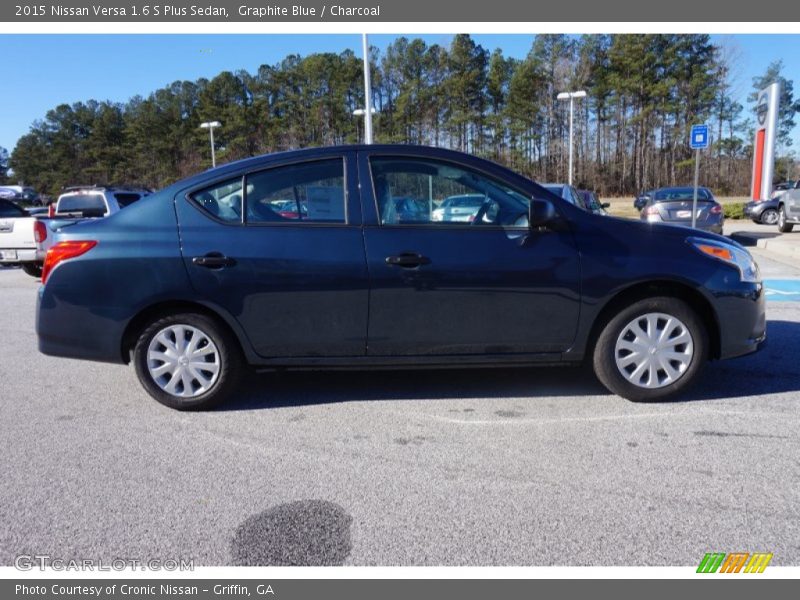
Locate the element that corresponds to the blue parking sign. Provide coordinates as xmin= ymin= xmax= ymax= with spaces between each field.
xmin=690 ymin=124 xmax=709 ymax=149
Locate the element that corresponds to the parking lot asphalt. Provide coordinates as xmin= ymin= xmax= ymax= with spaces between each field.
xmin=1 ymin=259 xmax=800 ymax=567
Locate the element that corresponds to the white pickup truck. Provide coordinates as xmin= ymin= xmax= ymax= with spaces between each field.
xmin=0 ymin=198 xmax=42 ymax=277
xmin=35 ymin=187 xmax=150 ymax=264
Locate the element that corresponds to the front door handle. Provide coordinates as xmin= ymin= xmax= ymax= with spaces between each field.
xmin=385 ymin=252 xmax=431 ymax=268
xmin=192 ymin=252 xmax=236 ymax=269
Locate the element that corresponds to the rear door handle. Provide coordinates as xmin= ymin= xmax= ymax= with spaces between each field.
xmin=385 ymin=252 xmax=431 ymax=268
xmin=192 ymin=252 xmax=236 ymax=269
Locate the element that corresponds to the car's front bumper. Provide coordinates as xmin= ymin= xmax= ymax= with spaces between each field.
xmin=707 ymin=277 xmax=767 ymax=360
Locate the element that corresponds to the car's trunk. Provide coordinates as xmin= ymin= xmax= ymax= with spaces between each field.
xmin=657 ymin=200 xmax=714 ymax=222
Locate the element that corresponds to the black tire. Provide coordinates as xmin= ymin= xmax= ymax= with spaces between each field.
xmin=760 ymin=208 xmax=779 ymax=225
xmin=777 ymin=205 xmax=794 ymax=233
xmin=592 ymin=296 xmax=708 ymax=402
xmin=133 ymin=312 xmax=243 ymax=410
xmin=21 ymin=262 xmax=43 ymax=278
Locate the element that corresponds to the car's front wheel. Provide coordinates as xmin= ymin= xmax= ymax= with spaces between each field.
xmin=777 ymin=205 xmax=794 ymax=233
xmin=593 ymin=297 xmax=708 ymax=402
xmin=133 ymin=313 xmax=243 ymax=410
xmin=760 ymin=208 xmax=779 ymax=225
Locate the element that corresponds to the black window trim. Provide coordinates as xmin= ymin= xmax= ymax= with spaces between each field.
xmin=365 ymin=153 xmax=536 ymax=231
xmin=184 ymin=156 xmax=351 ymax=228
xmin=184 ymin=175 xmax=246 ymax=226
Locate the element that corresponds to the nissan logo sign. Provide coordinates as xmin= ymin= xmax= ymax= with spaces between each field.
xmin=756 ymin=91 xmax=769 ymax=126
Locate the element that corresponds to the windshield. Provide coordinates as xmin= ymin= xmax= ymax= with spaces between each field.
xmin=58 ymin=193 xmax=107 ymax=213
xmin=654 ymin=189 xmax=711 ymax=201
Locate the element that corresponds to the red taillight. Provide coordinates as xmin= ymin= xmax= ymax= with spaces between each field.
xmin=33 ymin=220 xmax=47 ymax=244
xmin=41 ymin=241 xmax=97 ymax=284
xmin=48 ymin=203 xmax=55 ymax=217
xmin=643 ymin=205 xmax=660 ymax=216
xmin=710 ymin=204 xmax=723 ymax=215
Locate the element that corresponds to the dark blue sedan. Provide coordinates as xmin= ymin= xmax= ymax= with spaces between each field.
xmin=36 ymin=145 xmax=766 ymax=410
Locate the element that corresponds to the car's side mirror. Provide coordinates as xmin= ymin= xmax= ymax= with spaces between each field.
xmin=601 ymin=202 xmax=610 ymax=209
xmin=529 ymin=198 xmax=557 ymax=228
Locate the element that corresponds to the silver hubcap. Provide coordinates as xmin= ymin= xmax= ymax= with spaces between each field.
xmin=614 ymin=312 xmax=693 ymax=389
xmin=147 ymin=325 xmax=220 ymax=398
xmin=763 ymin=210 xmax=778 ymax=224
xmin=779 ymin=210 xmax=785 ymax=227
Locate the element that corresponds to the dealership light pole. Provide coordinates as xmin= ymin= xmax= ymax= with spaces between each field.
xmin=557 ymin=90 xmax=586 ymax=186
xmin=353 ymin=107 xmax=377 ymax=143
xmin=361 ymin=33 xmax=374 ymax=144
xmin=199 ymin=121 xmax=221 ymax=168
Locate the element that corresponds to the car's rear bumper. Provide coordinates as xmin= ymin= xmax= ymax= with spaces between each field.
xmin=0 ymin=248 xmax=38 ymax=263
xmin=36 ymin=285 xmax=128 ymax=364
xmin=643 ymin=220 xmax=724 ymax=235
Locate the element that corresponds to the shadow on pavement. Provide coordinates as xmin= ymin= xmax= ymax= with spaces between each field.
xmin=220 ymin=320 xmax=800 ymax=411
xmin=729 ymin=231 xmax=782 ymax=246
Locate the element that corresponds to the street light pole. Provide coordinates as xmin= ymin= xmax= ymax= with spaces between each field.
xmin=199 ymin=121 xmax=221 ymax=168
xmin=557 ymin=90 xmax=587 ymax=186
xmin=361 ymin=33 xmax=373 ymax=144
xmin=353 ymin=106 xmax=377 ymax=142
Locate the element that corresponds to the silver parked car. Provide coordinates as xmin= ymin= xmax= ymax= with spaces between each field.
xmin=431 ymin=194 xmax=486 ymax=222
xmin=640 ymin=187 xmax=724 ymax=234
xmin=777 ymin=181 xmax=800 ymax=233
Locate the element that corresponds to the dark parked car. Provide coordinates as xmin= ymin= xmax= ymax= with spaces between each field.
xmin=577 ymin=189 xmax=609 ymax=215
xmin=639 ymin=186 xmax=724 ymax=234
xmin=744 ymin=198 xmax=781 ymax=225
xmin=36 ymin=145 xmax=765 ymax=410
xmin=633 ymin=190 xmax=655 ymax=211
xmin=0 ymin=186 xmax=41 ymax=205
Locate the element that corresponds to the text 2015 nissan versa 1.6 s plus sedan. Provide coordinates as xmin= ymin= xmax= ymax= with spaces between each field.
xmin=36 ymin=146 xmax=765 ymax=410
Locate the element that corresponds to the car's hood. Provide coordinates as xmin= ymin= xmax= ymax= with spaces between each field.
xmin=601 ymin=214 xmax=735 ymax=246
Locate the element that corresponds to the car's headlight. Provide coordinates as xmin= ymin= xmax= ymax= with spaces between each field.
xmin=688 ymin=237 xmax=760 ymax=283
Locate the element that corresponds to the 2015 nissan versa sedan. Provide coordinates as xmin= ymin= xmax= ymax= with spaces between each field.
xmin=36 ymin=145 xmax=766 ymax=410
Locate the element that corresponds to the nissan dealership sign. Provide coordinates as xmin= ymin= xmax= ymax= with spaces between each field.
xmin=751 ymin=82 xmax=780 ymax=201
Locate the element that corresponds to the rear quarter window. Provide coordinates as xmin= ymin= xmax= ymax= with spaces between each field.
xmin=113 ymin=192 xmax=143 ymax=208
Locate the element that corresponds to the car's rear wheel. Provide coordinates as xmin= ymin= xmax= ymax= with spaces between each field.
xmin=21 ymin=262 xmax=43 ymax=278
xmin=133 ymin=313 xmax=243 ymax=410
xmin=760 ymin=208 xmax=779 ymax=225
xmin=778 ymin=205 xmax=794 ymax=233
xmin=593 ymin=297 xmax=708 ymax=402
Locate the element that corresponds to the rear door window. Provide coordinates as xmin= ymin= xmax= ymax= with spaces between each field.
xmin=245 ymin=159 xmax=346 ymax=224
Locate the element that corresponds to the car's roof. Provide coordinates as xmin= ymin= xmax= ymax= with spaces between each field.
xmin=170 ymin=144 xmax=554 ymax=197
